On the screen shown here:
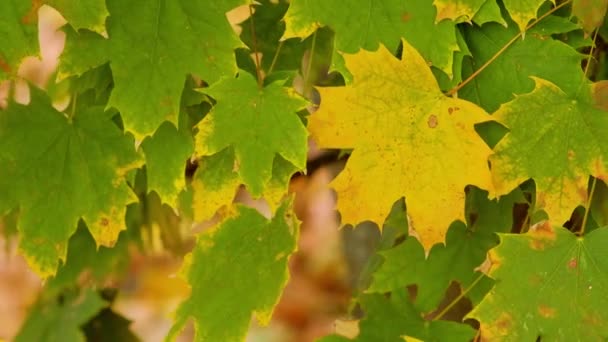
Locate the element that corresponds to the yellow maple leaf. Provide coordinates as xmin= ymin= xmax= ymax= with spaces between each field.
xmin=309 ymin=39 xmax=494 ymax=248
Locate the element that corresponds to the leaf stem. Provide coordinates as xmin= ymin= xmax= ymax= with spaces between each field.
xmin=267 ymin=40 xmax=284 ymax=76
xmin=248 ymin=2 xmax=263 ymax=88
xmin=303 ymin=30 xmax=318 ymax=95
xmin=446 ymin=0 xmax=573 ymax=96
xmin=576 ymin=28 xmax=600 ymax=96
xmin=69 ymin=92 xmax=78 ymax=121
xmin=583 ymin=29 xmax=599 ymax=78
xmin=579 ymin=177 xmax=597 ymax=236
xmin=433 ymin=272 xmax=485 ymax=320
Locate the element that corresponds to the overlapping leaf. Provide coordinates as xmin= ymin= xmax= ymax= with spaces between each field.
xmin=433 ymin=0 xmax=504 ymax=24
xmin=473 ymin=0 xmax=507 ymax=26
xmin=309 ymin=39 xmax=494 ymax=248
xmin=45 ymin=0 xmax=109 ymax=34
xmin=168 ymin=201 xmax=298 ymax=341
xmin=283 ymin=0 xmax=459 ymax=77
xmin=141 ymin=121 xmax=193 ymax=207
xmin=0 ymin=0 xmax=40 ymax=80
xmin=470 ymin=224 xmax=608 ymax=340
xmin=460 ymin=17 xmax=585 ymax=113
xmin=491 ymin=79 xmax=608 ymax=224
xmin=57 ymin=0 xmax=245 ymax=137
xmin=46 ymin=224 xmax=129 ymax=295
xmin=368 ymin=188 xmax=523 ymax=310
xmin=573 ymin=0 xmax=608 ymax=32
xmin=503 ymin=0 xmax=546 ymax=32
xmin=320 ymin=292 xmax=476 ymax=341
xmin=15 ymin=289 xmax=107 ymax=342
xmin=0 ymin=89 xmax=142 ymax=276
xmin=195 ymin=72 xmax=307 ymax=197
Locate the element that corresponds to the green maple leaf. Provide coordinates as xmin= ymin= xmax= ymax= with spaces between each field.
xmin=460 ymin=17 xmax=585 ymax=113
xmin=364 ymin=187 xmax=524 ymax=314
xmin=46 ymin=224 xmax=129 ymax=295
xmin=195 ymin=72 xmax=308 ymax=197
xmin=0 ymin=89 xmax=142 ymax=277
xmin=491 ymin=79 xmax=608 ymax=225
xmin=141 ymin=121 xmax=193 ymax=207
xmin=370 ymin=226 xmax=497 ymax=311
xmin=56 ymin=0 xmax=245 ymax=138
xmin=322 ymin=292 xmax=476 ymax=341
xmin=470 ymin=224 xmax=608 ymax=340
xmin=15 ymin=289 xmax=107 ymax=342
xmin=45 ymin=0 xmax=109 ymax=34
xmin=56 ymin=28 xmax=108 ymax=82
xmin=168 ymin=201 xmax=298 ymax=342
xmin=0 ymin=0 xmax=40 ymax=80
xmin=283 ymin=0 xmax=459 ymax=77
xmin=238 ymin=0 xmax=306 ymax=74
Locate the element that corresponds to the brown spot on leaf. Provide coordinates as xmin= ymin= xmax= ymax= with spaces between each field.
xmin=567 ymin=150 xmax=575 ymax=161
xmin=529 ymin=221 xmax=556 ymax=250
xmin=401 ymin=12 xmax=411 ymax=22
xmin=538 ymin=304 xmax=556 ymax=318
xmin=568 ymin=258 xmax=578 ymax=269
xmin=100 ymin=217 xmax=109 ymax=226
xmin=427 ymin=114 xmax=438 ymax=128
xmin=593 ymin=81 xmax=608 ymax=111
xmin=493 ymin=312 xmax=512 ymax=335
xmin=0 ymin=59 xmax=10 ymax=74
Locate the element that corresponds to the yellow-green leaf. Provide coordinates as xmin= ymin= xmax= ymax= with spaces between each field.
xmin=491 ymin=79 xmax=608 ymax=224
xmin=0 ymin=89 xmax=142 ymax=276
xmin=470 ymin=224 xmax=608 ymax=340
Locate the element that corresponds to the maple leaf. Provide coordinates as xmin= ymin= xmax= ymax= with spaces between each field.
xmin=46 ymin=224 xmax=129 ymax=295
xmin=367 ymin=188 xmax=523 ymax=311
xmin=322 ymin=292 xmax=476 ymax=341
xmin=0 ymin=89 xmax=142 ymax=277
xmin=283 ymin=0 xmax=459 ymax=77
xmin=168 ymin=201 xmax=298 ymax=342
xmin=309 ymin=39 xmax=494 ymax=248
xmin=141 ymin=121 xmax=193 ymax=208
xmin=45 ymin=0 xmax=109 ymax=34
xmin=56 ymin=0 xmax=246 ymax=138
xmin=470 ymin=223 xmax=608 ymax=340
xmin=460 ymin=17 xmax=585 ymax=113
xmin=491 ymin=79 xmax=608 ymax=225
xmin=0 ymin=0 xmax=40 ymax=80
xmin=194 ymin=72 xmax=308 ymax=197
xmin=15 ymin=289 xmax=107 ymax=342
